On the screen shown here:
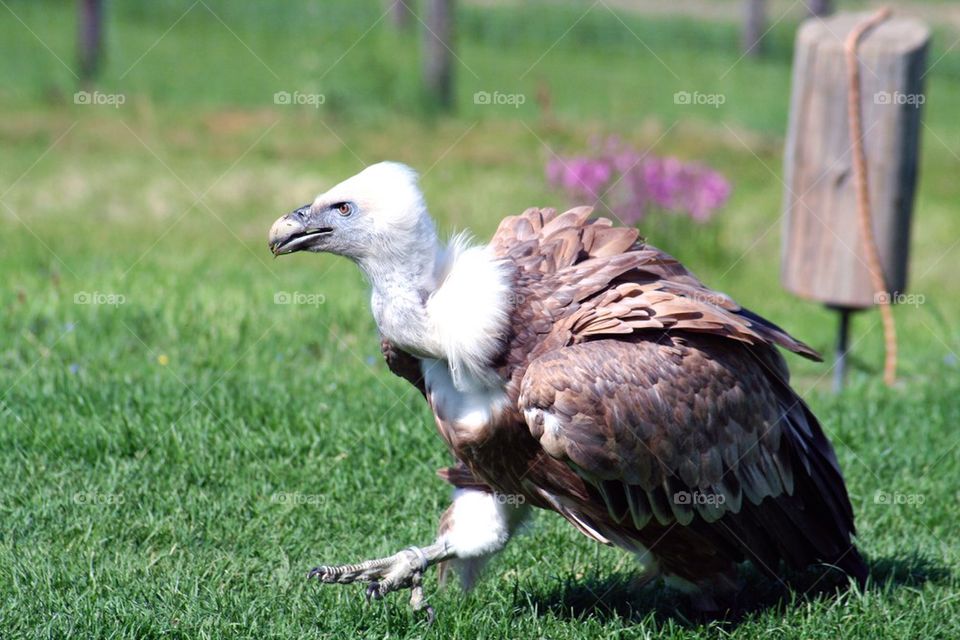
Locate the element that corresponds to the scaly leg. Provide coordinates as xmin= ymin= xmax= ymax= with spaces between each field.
xmin=309 ymin=542 xmax=453 ymax=620
xmin=308 ymin=488 xmax=530 ymax=619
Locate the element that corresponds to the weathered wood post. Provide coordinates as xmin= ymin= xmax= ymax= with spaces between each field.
xmin=77 ymin=0 xmax=104 ymax=84
xmin=781 ymin=12 xmax=929 ymax=390
xmin=388 ymin=0 xmax=414 ymax=32
xmin=742 ymin=0 xmax=767 ymax=57
xmin=421 ymin=0 xmax=455 ymax=111
xmin=806 ymin=0 xmax=833 ymax=18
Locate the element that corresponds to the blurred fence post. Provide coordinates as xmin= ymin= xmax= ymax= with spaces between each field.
xmin=806 ymin=0 xmax=833 ymax=18
xmin=421 ymin=0 xmax=455 ymax=110
xmin=388 ymin=0 xmax=414 ymax=31
xmin=742 ymin=0 xmax=766 ymax=57
xmin=77 ymin=0 xmax=104 ymax=84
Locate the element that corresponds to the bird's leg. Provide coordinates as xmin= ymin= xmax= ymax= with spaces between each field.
xmin=309 ymin=487 xmax=530 ymax=619
xmin=308 ymin=540 xmax=454 ymax=619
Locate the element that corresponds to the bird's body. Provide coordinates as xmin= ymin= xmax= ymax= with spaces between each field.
xmin=268 ymin=162 xmax=866 ymax=612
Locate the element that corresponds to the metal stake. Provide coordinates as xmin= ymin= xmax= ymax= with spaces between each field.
xmin=833 ymin=307 xmax=853 ymax=392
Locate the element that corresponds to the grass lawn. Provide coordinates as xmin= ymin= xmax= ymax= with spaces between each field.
xmin=1 ymin=1 xmax=959 ymax=637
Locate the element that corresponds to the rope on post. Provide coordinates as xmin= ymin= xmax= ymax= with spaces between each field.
xmin=844 ymin=8 xmax=898 ymax=386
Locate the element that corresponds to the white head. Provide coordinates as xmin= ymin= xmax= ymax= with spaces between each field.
xmin=268 ymin=162 xmax=439 ymax=282
xmin=269 ymin=162 xmax=514 ymax=385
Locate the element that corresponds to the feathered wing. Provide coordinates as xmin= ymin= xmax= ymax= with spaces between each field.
xmin=493 ymin=207 xmax=865 ymax=581
xmin=491 ymin=206 xmax=821 ymax=366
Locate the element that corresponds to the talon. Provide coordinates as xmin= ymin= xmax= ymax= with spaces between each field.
xmin=423 ymin=605 xmax=436 ymax=625
xmin=307 ymin=566 xmax=330 ymax=581
xmin=306 ymin=541 xmax=452 ymax=613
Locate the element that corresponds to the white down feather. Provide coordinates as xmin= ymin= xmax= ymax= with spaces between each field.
xmin=426 ymin=234 xmax=513 ymax=391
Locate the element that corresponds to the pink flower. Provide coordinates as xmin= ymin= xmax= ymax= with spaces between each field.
xmin=546 ymin=137 xmax=732 ymax=224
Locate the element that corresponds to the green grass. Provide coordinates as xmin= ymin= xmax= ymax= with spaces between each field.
xmin=2 ymin=1 xmax=960 ymax=637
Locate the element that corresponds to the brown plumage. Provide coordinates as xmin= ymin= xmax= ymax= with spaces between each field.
xmin=390 ymin=206 xmax=866 ymax=590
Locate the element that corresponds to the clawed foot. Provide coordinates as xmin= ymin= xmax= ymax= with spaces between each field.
xmin=308 ymin=542 xmax=451 ymax=622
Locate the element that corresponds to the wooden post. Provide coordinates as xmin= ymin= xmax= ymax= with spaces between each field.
xmin=388 ymin=0 xmax=414 ymax=31
xmin=806 ymin=0 xmax=833 ymax=17
xmin=781 ymin=12 xmax=929 ymax=387
xmin=742 ymin=0 xmax=767 ymax=57
xmin=421 ymin=0 xmax=455 ymax=111
xmin=77 ymin=0 xmax=104 ymax=84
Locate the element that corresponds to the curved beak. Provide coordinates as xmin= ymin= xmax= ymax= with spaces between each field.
xmin=268 ymin=204 xmax=333 ymax=256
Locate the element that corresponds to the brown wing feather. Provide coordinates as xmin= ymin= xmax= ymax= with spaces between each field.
xmin=490 ymin=207 xmax=821 ymax=363
xmin=519 ymin=337 xmax=787 ymax=526
xmin=517 ymin=336 xmax=864 ymax=579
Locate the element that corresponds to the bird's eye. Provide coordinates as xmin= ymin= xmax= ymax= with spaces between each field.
xmin=335 ymin=202 xmax=353 ymax=216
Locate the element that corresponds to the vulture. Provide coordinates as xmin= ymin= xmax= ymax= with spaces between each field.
xmin=268 ymin=162 xmax=866 ymax=617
